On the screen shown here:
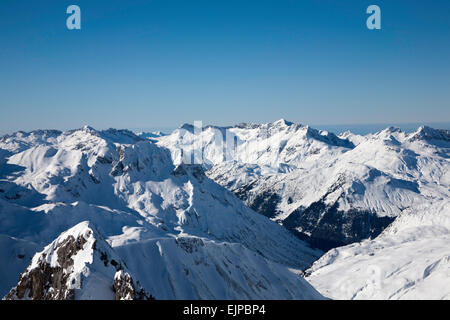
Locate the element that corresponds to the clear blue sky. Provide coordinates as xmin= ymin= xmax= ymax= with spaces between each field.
xmin=1 ymin=0 xmax=449 ymax=133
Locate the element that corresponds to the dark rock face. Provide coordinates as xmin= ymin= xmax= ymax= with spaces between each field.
xmin=172 ymin=165 xmax=187 ymax=176
xmin=234 ymin=182 xmax=282 ymax=219
xmin=189 ymin=165 xmax=206 ymax=182
xmin=96 ymin=155 xmax=113 ymax=165
xmin=57 ymin=235 xmax=89 ymax=269
xmin=410 ymin=126 xmax=450 ymax=142
xmin=5 ymin=262 xmax=74 ymax=300
xmin=113 ymin=271 xmax=135 ymax=300
xmin=111 ymin=160 xmax=125 ymax=177
xmin=5 ymin=263 xmax=75 ymax=300
xmin=172 ymin=164 xmax=206 ymax=182
xmin=113 ymin=271 xmax=154 ymax=300
xmin=110 ymin=146 xmax=125 ymax=176
xmin=3 ymin=233 xmax=90 ymax=300
xmin=175 ymin=237 xmax=204 ymax=254
xmin=4 ymin=223 xmax=155 ymax=300
xmin=283 ymin=200 xmax=395 ymax=251
xmin=233 ymin=181 xmax=256 ymax=202
xmin=247 ymin=191 xmax=281 ymax=219
xmin=5 ymin=232 xmax=91 ymax=300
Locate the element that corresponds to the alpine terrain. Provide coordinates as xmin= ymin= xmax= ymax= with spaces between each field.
xmin=0 ymin=126 xmax=323 ymax=300
xmin=0 ymin=119 xmax=448 ymax=299
xmin=156 ymin=119 xmax=450 ymax=299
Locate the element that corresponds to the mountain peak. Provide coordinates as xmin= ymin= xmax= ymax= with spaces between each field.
xmin=410 ymin=125 xmax=450 ymax=142
xmin=271 ymin=119 xmax=294 ymax=127
xmin=383 ymin=126 xmax=402 ymax=134
xmin=81 ymin=125 xmax=96 ymax=132
xmin=4 ymin=221 xmax=151 ymax=300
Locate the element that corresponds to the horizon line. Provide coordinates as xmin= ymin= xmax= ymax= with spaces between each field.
xmin=2 ymin=120 xmax=450 ymax=137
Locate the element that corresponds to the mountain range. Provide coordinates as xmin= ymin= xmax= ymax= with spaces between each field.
xmin=0 ymin=120 xmax=448 ymax=299
xmin=0 ymin=125 xmax=322 ymax=299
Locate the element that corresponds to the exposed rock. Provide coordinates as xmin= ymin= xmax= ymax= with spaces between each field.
xmin=3 ymin=221 xmax=153 ymax=300
xmin=113 ymin=270 xmax=154 ymax=300
xmin=175 ymin=237 xmax=204 ymax=254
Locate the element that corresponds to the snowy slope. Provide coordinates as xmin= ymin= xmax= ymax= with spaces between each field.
xmin=114 ymin=236 xmax=323 ymax=299
xmin=157 ymin=120 xmax=450 ymax=299
xmin=0 ymin=126 xmax=322 ymax=299
xmin=158 ymin=121 xmax=449 ymax=250
xmin=0 ymin=235 xmax=39 ymax=297
xmin=3 ymin=121 xmax=447 ymax=300
xmin=306 ymin=200 xmax=450 ymax=299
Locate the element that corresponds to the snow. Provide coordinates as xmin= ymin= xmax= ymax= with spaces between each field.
xmin=159 ymin=121 xmax=448 ymax=246
xmin=305 ymin=168 xmax=450 ymax=299
xmin=7 ymin=221 xmax=125 ymax=300
xmin=157 ymin=120 xmax=450 ymax=299
xmin=0 ymin=126 xmax=322 ymax=299
xmin=306 ymin=223 xmax=450 ymax=299
xmin=115 ymin=236 xmax=323 ymax=299
xmin=0 ymin=235 xmax=39 ymax=297
xmin=1 ymin=120 xmax=448 ymax=300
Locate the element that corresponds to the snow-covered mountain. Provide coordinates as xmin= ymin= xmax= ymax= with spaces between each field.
xmin=158 ymin=120 xmax=449 ymax=250
xmin=157 ymin=119 xmax=449 ymax=299
xmin=136 ymin=131 xmax=167 ymax=141
xmin=2 ymin=120 xmax=448 ymax=300
xmin=5 ymin=221 xmax=151 ymax=300
xmin=0 ymin=126 xmax=322 ymax=299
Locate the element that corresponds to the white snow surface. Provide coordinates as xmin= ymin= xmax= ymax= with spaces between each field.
xmin=0 ymin=126 xmax=322 ymax=299
xmin=306 ymin=208 xmax=450 ymax=299
xmin=158 ymin=120 xmax=450 ymax=299
xmin=115 ymin=236 xmax=323 ymax=299
xmin=159 ymin=121 xmax=449 ymax=230
xmin=0 ymin=235 xmax=39 ymax=296
xmin=2 ymin=120 xmax=449 ymax=300
xmin=297 ymin=126 xmax=450 ymax=300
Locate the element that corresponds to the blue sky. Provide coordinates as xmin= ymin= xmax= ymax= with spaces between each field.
xmin=0 ymin=0 xmax=449 ymax=133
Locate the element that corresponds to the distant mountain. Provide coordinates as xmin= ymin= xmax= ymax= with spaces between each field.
xmin=158 ymin=120 xmax=449 ymax=251
xmin=0 ymin=126 xmax=322 ymax=299
xmin=136 ymin=131 xmax=167 ymax=141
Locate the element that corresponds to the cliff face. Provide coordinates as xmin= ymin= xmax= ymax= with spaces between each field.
xmin=4 ymin=221 xmax=151 ymax=300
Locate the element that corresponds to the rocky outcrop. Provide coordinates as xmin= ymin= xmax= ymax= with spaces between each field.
xmin=113 ymin=270 xmax=153 ymax=300
xmin=5 ymin=261 xmax=73 ymax=300
xmin=4 ymin=221 xmax=153 ymax=300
